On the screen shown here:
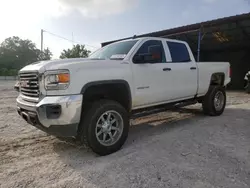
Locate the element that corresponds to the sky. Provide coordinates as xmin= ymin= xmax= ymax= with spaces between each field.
xmin=0 ymin=0 xmax=249 ymax=58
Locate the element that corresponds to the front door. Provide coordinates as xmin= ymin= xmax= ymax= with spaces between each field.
xmin=131 ymin=39 xmax=174 ymax=108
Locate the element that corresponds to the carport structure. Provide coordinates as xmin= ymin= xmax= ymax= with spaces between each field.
xmin=102 ymin=13 xmax=250 ymax=90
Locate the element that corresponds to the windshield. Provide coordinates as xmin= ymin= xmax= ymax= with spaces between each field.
xmin=89 ymin=40 xmax=138 ymax=60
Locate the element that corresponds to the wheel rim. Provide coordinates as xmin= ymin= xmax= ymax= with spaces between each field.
xmin=95 ymin=110 xmax=124 ymax=146
xmin=214 ymin=91 xmax=225 ymax=111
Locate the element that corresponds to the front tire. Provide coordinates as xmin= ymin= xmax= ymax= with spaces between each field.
xmin=202 ymin=86 xmax=226 ymax=116
xmin=78 ymin=99 xmax=129 ymax=156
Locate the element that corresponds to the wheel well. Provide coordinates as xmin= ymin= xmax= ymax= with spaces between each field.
xmin=210 ymin=73 xmax=225 ymax=86
xmin=82 ymin=83 xmax=131 ymax=112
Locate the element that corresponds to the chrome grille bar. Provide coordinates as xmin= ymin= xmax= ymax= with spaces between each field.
xmin=20 ymin=88 xmax=39 ymax=93
xmin=19 ymin=72 xmax=39 ymax=101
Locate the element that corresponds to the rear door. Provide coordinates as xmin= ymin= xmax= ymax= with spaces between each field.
xmin=164 ymin=41 xmax=198 ymax=99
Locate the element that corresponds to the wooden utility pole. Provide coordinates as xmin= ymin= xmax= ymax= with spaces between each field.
xmin=41 ymin=29 xmax=44 ymax=52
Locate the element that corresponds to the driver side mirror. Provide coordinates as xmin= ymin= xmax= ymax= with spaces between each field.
xmin=133 ymin=54 xmax=144 ymax=64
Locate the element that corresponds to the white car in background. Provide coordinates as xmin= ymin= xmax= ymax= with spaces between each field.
xmin=14 ymin=81 xmax=20 ymax=91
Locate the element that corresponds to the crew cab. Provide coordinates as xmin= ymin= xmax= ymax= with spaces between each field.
xmin=16 ymin=37 xmax=231 ymax=155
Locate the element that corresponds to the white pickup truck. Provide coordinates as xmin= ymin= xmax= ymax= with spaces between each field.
xmin=16 ymin=37 xmax=231 ymax=155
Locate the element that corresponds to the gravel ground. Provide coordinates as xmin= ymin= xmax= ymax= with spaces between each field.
xmin=0 ymin=81 xmax=250 ymax=188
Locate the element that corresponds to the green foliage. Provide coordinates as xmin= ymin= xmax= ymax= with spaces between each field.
xmin=0 ymin=68 xmax=17 ymax=76
xmin=39 ymin=47 xmax=53 ymax=61
xmin=60 ymin=44 xmax=91 ymax=59
xmin=8 ymin=69 xmax=18 ymax=76
xmin=0 ymin=36 xmax=53 ymax=76
xmin=0 ymin=68 xmax=8 ymax=76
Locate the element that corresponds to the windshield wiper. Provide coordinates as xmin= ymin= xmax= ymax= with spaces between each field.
xmin=89 ymin=58 xmax=105 ymax=60
xmin=109 ymin=58 xmax=124 ymax=60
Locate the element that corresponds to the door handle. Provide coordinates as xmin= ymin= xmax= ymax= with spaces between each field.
xmin=190 ymin=67 xmax=197 ymax=70
xmin=163 ymin=68 xmax=171 ymax=71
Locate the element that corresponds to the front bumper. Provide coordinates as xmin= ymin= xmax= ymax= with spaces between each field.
xmin=16 ymin=94 xmax=83 ymax=137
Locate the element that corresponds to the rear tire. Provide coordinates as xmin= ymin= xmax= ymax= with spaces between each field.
xmin=202 ymin=86 xmax=226 ymax=116
xmin=78 ymin=99 xmax=129 ymax=156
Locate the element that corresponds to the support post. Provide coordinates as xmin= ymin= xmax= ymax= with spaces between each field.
xmin=197 ymin=29 xmax=201 ymax=62
xmin=41 ymin=29 xmax=44 ymax=52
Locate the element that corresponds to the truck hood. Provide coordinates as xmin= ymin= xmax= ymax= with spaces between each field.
xmin=19 ymin=58 xmax=124 ymax=73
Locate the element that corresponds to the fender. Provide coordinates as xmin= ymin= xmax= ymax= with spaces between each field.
xmin=209 ymin=72 xmax=225 ymax=86
xmin=80 ymin=79 xmax=132 ymax=111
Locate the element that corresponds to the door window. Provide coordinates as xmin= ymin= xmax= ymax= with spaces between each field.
xmin=133 ymin=40 xmax=166 ymax=63
xmin=167 ymin=41 xmax=191 ymax=62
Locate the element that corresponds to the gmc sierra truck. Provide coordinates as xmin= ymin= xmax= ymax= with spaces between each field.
xmin=16 ymin=37 xmax=231 ymax=155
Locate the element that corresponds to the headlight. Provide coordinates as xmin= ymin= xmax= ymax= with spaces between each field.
xmin=44 ymin=70 xmax=70 ymax=90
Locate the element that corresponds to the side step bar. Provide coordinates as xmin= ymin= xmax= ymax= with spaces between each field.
xmin=131 ymin=99 xmax=197 ymax=119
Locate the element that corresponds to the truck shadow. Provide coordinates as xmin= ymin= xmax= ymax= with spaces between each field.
xmin=50 ymin=107 xmax=250 ymax=188
xmin=126 ymin=107 xmax=204 ymax=146
xmin=52 ymin=106 xmax=250 ymax=173
xmin=51 ymin=106 xmax=206 ymax=165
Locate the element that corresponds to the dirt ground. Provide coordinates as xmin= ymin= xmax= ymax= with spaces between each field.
xmin=0 ymin=81 xmax=250 ymax=188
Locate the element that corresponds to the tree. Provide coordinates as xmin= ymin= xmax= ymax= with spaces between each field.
xmin=39 ymin=47 xmax=53 ymax=61
xmin=0 ymin=36 xmax=53 ymax=75
xmin=60 ymin=44 xmax=91 ymax=59
xmin=0 ymin=68 xmax=8 ymax=76
xmin=0 ymin=36 xmax=38 ymax=70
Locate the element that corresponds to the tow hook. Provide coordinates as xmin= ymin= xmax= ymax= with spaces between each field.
xmin=21 ymin=112 xmax=32 ymax=124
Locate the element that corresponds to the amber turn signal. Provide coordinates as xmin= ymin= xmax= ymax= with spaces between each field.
xmin=58 ymin=73 xmax=70 ymax=83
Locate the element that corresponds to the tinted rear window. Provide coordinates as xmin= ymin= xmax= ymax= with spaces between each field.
xmin=167 ymin=41 xmax=190 ymax=62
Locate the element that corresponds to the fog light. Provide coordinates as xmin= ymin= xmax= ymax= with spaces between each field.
xmin=46 ymin=105 xmax=61 ymax=119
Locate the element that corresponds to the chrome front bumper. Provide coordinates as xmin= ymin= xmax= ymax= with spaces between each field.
xmin=16 ymin=94 xmax=83 ymax=137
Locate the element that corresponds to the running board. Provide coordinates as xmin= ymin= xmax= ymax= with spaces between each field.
xmin=131 ymin=99 xmax=197 ymax=119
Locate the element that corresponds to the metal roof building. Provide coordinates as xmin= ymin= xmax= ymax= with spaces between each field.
xmin=102 ymin=13 xmax=250 ymax=89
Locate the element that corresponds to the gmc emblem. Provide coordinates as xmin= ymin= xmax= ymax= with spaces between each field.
xmin=20 ymin=80 xmax=29 ymax=87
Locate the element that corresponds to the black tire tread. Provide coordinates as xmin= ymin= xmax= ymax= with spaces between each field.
xmin=77 ymin=99 xmax=129 ymax=155
xmin=202 ymin=85 xmax=226 ymax=116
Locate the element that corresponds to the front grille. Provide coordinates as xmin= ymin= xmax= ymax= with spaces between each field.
xmin=19 ymin=72 xmax=39 ymax=99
